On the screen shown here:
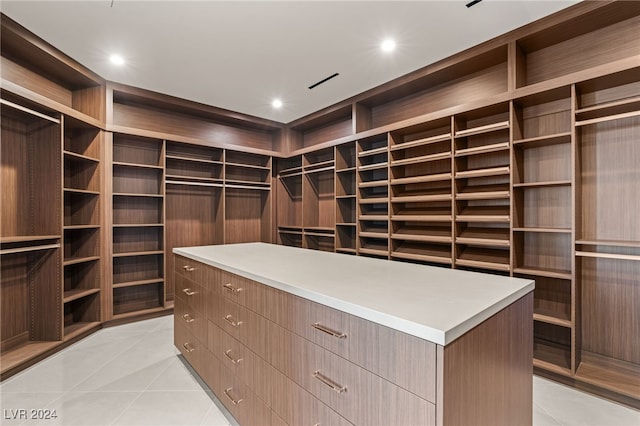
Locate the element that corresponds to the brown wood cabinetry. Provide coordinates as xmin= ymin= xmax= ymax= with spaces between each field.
xmin=1 ymin=0 xmax=638 ymax=406
xmin=174 ymin=251 xmax=532 ymax=425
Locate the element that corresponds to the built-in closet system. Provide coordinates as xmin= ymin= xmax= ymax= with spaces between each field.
xmin=0 ymin=0 xmax=638 ymax=409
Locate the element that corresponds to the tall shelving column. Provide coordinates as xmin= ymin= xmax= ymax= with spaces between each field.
xmin=573 ymin=68 xmax=640 ymax=400
xmin=335 ymin=143 xmax=357 ymax=254
xmin=224 ymin=150 xmax=272 ymax=244
xmin=302 ymin=147 xmax=335 ymax=252
xmin=62 ymin=117 xmax=103 ymax=338
xmin=111 ymin=134 xmax=166 ymax=319
xmin=165 ymin=141 xmax=224 ymax=306
xmin=389 ymin=119 xmax=453 ymax=266
xmin=356 ymin=136 xmax=389 ymax=258
xmin=453 ymin=103 xmax=511 ymax=273
xmin=0 ymin=99 xmax=63 ymax=377
xmin=511 ymin=87 xmax=574 ymax=376
xmin=276 ymin=156 xmax=303 ymax=247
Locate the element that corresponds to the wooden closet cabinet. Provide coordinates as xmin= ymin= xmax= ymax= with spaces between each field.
xmin=174 ymin=244 xmax=533 ymax=425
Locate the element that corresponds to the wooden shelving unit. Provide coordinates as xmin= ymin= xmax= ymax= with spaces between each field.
xmin=111 ymin=134 xmax=166 ymax=319
xmin=2 ymin=1 xmax=638 ymax=405
xmin=0 ymin=100 xmax=63 ymax=377
xmin=62 ymin=117 xmax=102 ymax=336
xmin=276 ymin=156 xmax=303 ymax=247
xmin=572 ymin=67 xmax=640 ymax=400
xmin=357 ymin=136 xmax=389 ymax=258
xmin=389 ymin=119 xmax=453 ymax=265
xmin=335 ymin=143 xmax=356 ymax=254
xmin=224 ymin=150 xmax=272 ymax=244
xmin=164 ymin=142 xmax=224 ymax=304
xmin=454 ymin=103 xmax=511 ymax=272
xmin=302 ymin=148 xmax=335 ymax=252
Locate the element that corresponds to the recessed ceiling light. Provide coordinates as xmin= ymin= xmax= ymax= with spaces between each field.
xmin=381 ymin=39 xmax=396 ymax=53
xmin=272 ymin=99 xmax=283 ymax=109
xmin=109 ymin=54 xmax=125 ymax=66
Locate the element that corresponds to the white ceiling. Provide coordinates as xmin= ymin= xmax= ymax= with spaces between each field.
xmin=1 ymin=0 xmax=579 ymax=123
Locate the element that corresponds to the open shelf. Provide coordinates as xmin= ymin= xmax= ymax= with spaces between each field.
xmin=113 ymin=283 xmax=164 ymax=316
xmin=225 ymin=186 xmax=271 ymax=243
xmin=64 ymin=154 xmax=99 ymax=192
xmin=455 ymin=224 xmax=510 ymax=247
xmin=391 ymin=200 xmax=452 ymax=222
xmin=456 ymin=201 xmax=510 ymax=223
xmin=336 ymin=225 xmax=356 ymax=252
xmin=303 ymin=167 xmax=335 ymax=230
xmin=532 ymin=290 xmax=572 ymax=327
xmin=534 ymin=321 xmax=572 ymax=375
xmin=391 ymin=221 xmax=451 ymax=244
xmin=455 ymin=245 xmax=510 ymax=272
xmin=359 ymin=236 xmax=389 ymax=257
xmin=389 ymin=118 xmax=451 ymax=152
xmin=513 ymin=132 xmax=571 ymax=148
xmin=576 ymin=352 xmax=640 ymax=400
xmin=391 ymin=241 xmax=452 ymax=265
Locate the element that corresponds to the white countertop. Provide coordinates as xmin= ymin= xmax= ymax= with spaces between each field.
xmin=174 ymin=243 xmax=534 ymax=346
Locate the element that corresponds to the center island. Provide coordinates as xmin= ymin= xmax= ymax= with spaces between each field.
xmin=174 ymin=242 xmax=534 ymax=425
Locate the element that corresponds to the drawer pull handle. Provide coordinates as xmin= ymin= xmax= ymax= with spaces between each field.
xmin=182 ymin=313 xmax=195 ymax=323
xmin=223 ymin=283 xmax=243 ymax=293
xmin=313 ymin=371 xmax=346 ymax=394
xmin=182 ymin=342 xmax=195 ymax=353
xmin=224 ymin=314 xmax=243 ymax=327
xmin=312 ymin=323 xmax=347 ymax=339
xmin=183 ymin=265 xmax=195 ymax=272
xmin=223 ymin=387 xmax=243 ymax=405
xmin=182 ymin=288 xmax=196 ymax=296
xmin=224 ymin=349 xmax=243 ymax=364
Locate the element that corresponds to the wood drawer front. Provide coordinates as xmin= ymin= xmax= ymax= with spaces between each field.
xmin=175 ymin=274 xmax=208 ymax=318
xmin=174 ymin=298 xmax=207 ymax=344
xmin=271 ymin=366 xmax=353 ymax=426
xmin=276 ymin=327 xmax=435 ymax=425
xmin=198 ymin=345 xmax=222 ymax=398
xmin=219 ymin=363 xmax=272 ymax=426
xmin=349 ymin=314 xmax=437 ymax=402
xmin=219 ymin=297 xmax=241 ymax=340
xmin=216 ymin=268 xmax=247 ymax=303
xmin=174 ymin=320 xmax=203 ymax=369
xmin=174 ymin=255 xmax=207 ymax=284
xmin=238 ymin=305 xmax=272 ymax=363
xmin=278 ymin=292 xmax=437 ymax=402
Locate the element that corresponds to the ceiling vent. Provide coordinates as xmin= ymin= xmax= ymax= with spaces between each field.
xmin=308 ymin=73 xmax=340 ymax=90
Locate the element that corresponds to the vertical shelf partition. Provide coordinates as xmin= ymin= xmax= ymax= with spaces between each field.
xmin=511 ymin=87 xmax=574 ymax=375
xmin=62 ymin=117 xmax=102 ymax=337
xmin=165 ymin=142 xmax=224 ymax=306
xmin=573 ymin=68 xmax=640 ymax=398
xmin=389 ymin=118 xmax=453 ymax=265
xmin=224 ymin=150 xmax=272 ymax=244
xmin=276 ymin=156 xmax=303 ymax=247
xmin=111 ymin=134 xmax=166 ymax=318
xmin=0 ymin=99 xmax=63 ymax=375
xmin=357 ymin=136 xmax=389 ymax=258
xmin=453 ymin=103 xmax=511 ymax=273
xmin=335 ymin=142 xmax=357 ymax=254
xmin=302 ymin=148 xmax=335 ymax=252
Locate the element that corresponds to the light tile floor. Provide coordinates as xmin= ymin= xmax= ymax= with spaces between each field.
xmin=1 ymin=316 xmax=638 ymax=426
